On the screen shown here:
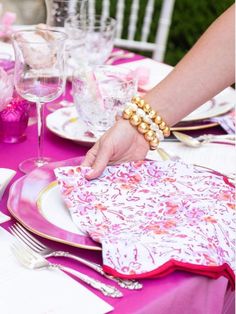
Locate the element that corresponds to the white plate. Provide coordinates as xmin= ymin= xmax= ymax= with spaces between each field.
xmin=39 ymin=181 xmax=82 ymax=235
xmin=46 ymin=87 xmax=235 ymax=146
xmin=46 ymin=106 xmax=220 ymax=146
xmin=183 ymin=88 xmax=235 ymax=121
xmin=46 ymin=106 xmax=97 ymax=146
xmin=122 ymin=59 xmax=235 ymax=121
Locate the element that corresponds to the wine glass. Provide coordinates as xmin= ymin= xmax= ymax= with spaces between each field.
xmin=45 ymin=0 xmax=89 ymax=112
xmin=12 ymin=28 xmax=67 ymax=173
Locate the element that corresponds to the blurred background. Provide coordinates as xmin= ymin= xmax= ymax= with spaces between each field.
xmin=0 ymin=0 xmax=234 ymax=65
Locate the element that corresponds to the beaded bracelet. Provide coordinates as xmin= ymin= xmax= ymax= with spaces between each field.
xmin=122 ymin=96 xmax=171 ymax=150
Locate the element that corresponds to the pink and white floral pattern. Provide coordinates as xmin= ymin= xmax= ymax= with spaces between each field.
xmin=54 ymin=160 xmax=235 ymax=287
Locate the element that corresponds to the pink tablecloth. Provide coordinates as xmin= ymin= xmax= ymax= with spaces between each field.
xmin=0 ymin=56 xmax=235 ymax=314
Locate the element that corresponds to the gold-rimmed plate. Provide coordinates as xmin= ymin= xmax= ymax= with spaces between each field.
xmin=46 ymin=87 xmax=235 ymax=146
xmin=7 ymin=157 xmax=101 ymax=250
xmin=171 ymin=121 xmax=219 ymax=131
xmin=46 ymin=106 xmax=96 ymax=146
xmin=182 ymin=87 xmax=235 ymax=121
xmin=46 ymin=107 xmax=220 ymax=146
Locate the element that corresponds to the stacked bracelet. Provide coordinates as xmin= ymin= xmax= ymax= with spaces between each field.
xmin=122 ymin=96 xmax=171 ymax=150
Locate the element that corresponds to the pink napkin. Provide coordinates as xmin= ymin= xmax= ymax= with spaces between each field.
xmin=55 ymin=160 xmax=235 ymax=289
xmin=131 ymin=66 xmax=150 ymax=87
xmin=0 ymin=10 xmax=16 ymax=40
xmin=16 ymin=30 xmax=57 ymax=70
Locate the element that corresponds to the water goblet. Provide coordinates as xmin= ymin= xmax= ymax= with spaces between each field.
xmin=12 ymin=28 xmax=67 ymax=173
xmin=65 ymin=14 xmax=117 ymax=67
xmin=72 ymin=65 xmax=137 ymax=138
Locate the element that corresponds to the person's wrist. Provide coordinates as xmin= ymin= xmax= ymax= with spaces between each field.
xmin=116 ymin=116 xmax=150 ymax=150
xmin=121 ymin=96 xmax=171 ymax=150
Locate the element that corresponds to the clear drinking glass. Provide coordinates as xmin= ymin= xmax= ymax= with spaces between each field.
xmin=72 ymin=65 xmax=137 ymax=137
xmin=12 ymin=28 xmax=67 ymax=173
xmin=65 ymin=14 xmax=117 ymax=67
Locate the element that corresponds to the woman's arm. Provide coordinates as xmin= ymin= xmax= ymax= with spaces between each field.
xmin=144 ymin=4 xmax=235 ymax=126
xmin=82 ymin=4 xmax=235 ymax=178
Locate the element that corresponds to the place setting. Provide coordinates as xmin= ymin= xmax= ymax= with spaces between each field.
xmin=0 ymin=1 xmax=236 ymax=314
xmin=5 ymin=151 xmax=236 ymax=288
xmin=45 ymin=88 xmax=235 ymax=146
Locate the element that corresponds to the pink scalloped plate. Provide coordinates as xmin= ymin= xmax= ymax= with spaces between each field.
xmin=7 ymin=157 xmax=101 ymax=250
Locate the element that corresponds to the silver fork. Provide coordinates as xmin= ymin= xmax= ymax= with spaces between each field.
xmin=11 ymin=241 xmax=122 ymax=298
xmin=10 ymin=223 xmax=142 ymax=290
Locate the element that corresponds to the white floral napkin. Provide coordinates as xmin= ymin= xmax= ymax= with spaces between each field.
xmin=55 ymin=160 xmax=235 ymax=288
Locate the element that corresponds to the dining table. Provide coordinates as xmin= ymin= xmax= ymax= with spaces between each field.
xmin=0 ymin=44 xmax=235 ymax=314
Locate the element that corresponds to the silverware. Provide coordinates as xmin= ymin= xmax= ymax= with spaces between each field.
xmin=11 ymin=240 xmax=123 ymax=298
xmin=156 ymin=147 xmax=180 ymax=161
xmin=10 ymin=223 xmax=142 ymax=290
xmin=173 ymin=131 xmax=235 ymax=148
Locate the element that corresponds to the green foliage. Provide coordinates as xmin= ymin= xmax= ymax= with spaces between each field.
xmin=95 ymin=0 xmax=234 ymax=65
xmin=165 ymin=0 xmax=234 ymax=65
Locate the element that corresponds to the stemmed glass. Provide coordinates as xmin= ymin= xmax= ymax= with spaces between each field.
xmin=12 ymin=28 xmax=67 ymax=173
xmin=45 ymin=0 xmax=89 ymax=112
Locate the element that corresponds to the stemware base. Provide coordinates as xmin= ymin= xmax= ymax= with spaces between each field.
xmin=19 ymin=157 xmax=52 ymax=174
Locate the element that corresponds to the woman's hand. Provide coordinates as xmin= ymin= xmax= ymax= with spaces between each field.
xmin=81 ymin=118 xmax=149 ymax=179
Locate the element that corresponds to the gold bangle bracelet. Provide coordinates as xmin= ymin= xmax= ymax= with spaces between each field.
xmin=122 ymin=105 xmax=162 ymax=150
xmin=131 ymin=96 xmax=171 ymax=137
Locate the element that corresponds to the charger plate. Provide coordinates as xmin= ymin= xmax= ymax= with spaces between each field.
xmin=7 ymin=157 xmax=101 ymax=250
xmin=7 ymin=155 xmax=235 ymax=267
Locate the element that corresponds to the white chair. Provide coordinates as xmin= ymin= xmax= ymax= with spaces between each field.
xmin=88 ymin=0 xmax=175 ymax=62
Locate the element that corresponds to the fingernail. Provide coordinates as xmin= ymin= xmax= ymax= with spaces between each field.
xmin=85 ymin=169 xmax=94 ymax=178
